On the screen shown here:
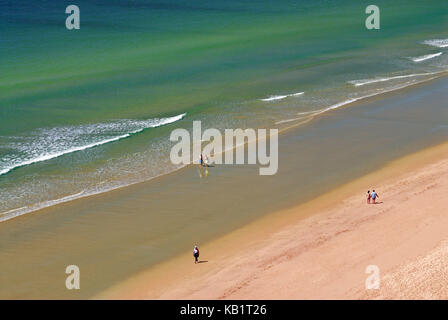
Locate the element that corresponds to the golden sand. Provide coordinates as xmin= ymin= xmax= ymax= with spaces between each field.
xmin=99 ymin=141 xmax=448 ymax=299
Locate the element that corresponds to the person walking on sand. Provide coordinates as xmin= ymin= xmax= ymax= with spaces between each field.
xmin=366 ymin=190 xmax=371 ymax=204
xmin=371 ymin=189 xmax=379 ymax=204
xmin=199 ymin=154 xmax=204 ymax=167
xmin=193 ymin=245 xmax=200 ymax=264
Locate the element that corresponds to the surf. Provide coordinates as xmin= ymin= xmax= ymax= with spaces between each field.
xmin=410 ymin=52 xmax=443 ymax=62
xmin=276 ymin=72 xmax=445 ymax=126
xmin=422 ymin=39 xmax=448 ymax=48
xmin=0 ymin=191 xmax=84 ymax=222
xmin=0 ymin=113 xmax=186 ymax=177
xmin=347 ymin=72 xmax=441 ymax=87
xmin=260 ymin=92 xmax=304 ymax=102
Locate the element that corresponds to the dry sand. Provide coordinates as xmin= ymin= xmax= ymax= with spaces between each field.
xmin=99 ymin=141 xmax=448 ymax=300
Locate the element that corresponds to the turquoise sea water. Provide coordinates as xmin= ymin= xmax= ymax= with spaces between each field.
xmin=1 ymin=0 xmax=448 ymax=220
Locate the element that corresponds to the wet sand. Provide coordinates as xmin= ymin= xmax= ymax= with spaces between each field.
xmin=101 ymin=141 xmax=448 ymax=299
xmin=1 ymin=77 xmax=448 ymax=299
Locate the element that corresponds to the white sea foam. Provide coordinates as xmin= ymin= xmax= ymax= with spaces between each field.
xmin=275 ymin=97 xmax=369 ymax=125
xmin=422 ymin=39 xmax=448 ymax=48
xmin=0 ymin=192 xmax=84 ymax=222
xmin=0 ymin=206 xmax=28 ymax=217
xmin=410 ymin=52 xmax=443 ymax=62
xmin=275 ymin=116 xmax=310 ymax=125
xmin=348 ymin=72 xmax=440 ymax=87
xmin=277 ymin=73 xmax=442 ymax=126
xmin=260 ymin=91 xmax=304 ymax=102
xmin=0 ymin=113 xmax=186 ymax=176
xmin=296 ymin=110 xmax=320 ymax=115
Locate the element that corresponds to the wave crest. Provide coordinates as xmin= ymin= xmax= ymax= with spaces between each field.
xmin=348 ymin=72 xmax=440 ymax=87
xmin=422 ymin=39 xmax=448 ymax=48
xmin=260 ymin=92 xmax=304 ymax=102
xmin=0 ymin=113 xmax=186 ymax=176
xmin=410 ymin=52 xmax=443 ymax=62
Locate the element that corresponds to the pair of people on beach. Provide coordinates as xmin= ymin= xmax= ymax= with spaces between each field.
xmin=199 ymin=154 xmax=209 ymax=167
xmin=366 ymin=190 xmax=379 ymax=204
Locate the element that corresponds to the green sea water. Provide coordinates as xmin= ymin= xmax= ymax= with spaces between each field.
xmin=1 ymin=0 xmax=448 ymax=219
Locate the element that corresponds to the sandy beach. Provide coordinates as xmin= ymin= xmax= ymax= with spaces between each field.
xmin=100 ymin=141 xmax=448 ymax=300
xmin=2 ymin=75 xmax=448 ymax=299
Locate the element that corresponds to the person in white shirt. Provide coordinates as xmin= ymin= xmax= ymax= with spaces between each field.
xmin=193 ymin=245 xmax=200 ymax=264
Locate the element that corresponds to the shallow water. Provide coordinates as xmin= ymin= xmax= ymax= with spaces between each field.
xmin=1 ymin=0 xmax=448 ymax=218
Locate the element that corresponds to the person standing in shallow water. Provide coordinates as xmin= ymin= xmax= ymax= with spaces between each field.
xmin=366 ymin=190 xmax=371 ymax=204
xmin=193 ymin=245 xmax=200 ymax=264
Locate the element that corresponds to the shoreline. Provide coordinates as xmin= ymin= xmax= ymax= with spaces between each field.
xmin=2 ymin=74 xmax=448 ymax=299
xmin=99 ymin=140 xmax=448 ymax=299
xmin=2 ymin=72 xmax=447 ymax=224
